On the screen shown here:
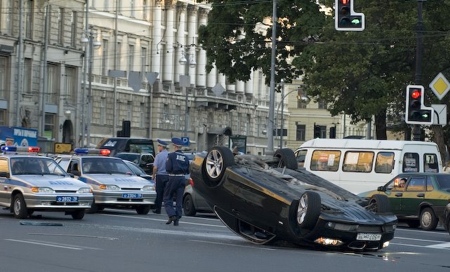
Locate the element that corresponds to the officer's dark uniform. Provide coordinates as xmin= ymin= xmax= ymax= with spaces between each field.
xmin=164 ymin=137 xmax=190 ymax=226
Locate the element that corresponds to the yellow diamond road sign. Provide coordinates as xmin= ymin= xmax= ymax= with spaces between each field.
xmin=429 ymin=72 xmax=450 ymax=100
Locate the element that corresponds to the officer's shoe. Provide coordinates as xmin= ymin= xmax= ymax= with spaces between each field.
xmin=166 ymin=216 xmax=176 ymax=225
xmin=174 ymin=218 xmax=179 ymax=226
xmin=152 ymin=209 xmax=161 ymax=214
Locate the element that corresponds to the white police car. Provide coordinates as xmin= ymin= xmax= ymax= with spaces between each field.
xmin=0 ymin=146 xmax=93 ymax=219
xmin=59 ymin=148 xmax=156 ymax=215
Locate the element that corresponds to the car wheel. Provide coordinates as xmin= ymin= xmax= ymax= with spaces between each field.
xmin=368 ymin=194 xmax=391 ymax=213
xmin=203 ymin=146 xmax=235 ymax=185
xmin=71 ymin=210 xmax=85 ymax=220
xmin=183 ymin=194 xmax=197 ymax=216
xmin=136 ymin=205 xmax=151 ymax=215
xmin=296 ymin=191 xmax=321 ymax=230
xmin=274 ymin=148 xmax=298 ymax=170
xmin=420 ymin=207 xmax=438 ymax=231
xmin=13 ymin=194 xmax=28 ymax=219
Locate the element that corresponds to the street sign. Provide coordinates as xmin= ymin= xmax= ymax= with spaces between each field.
xmin=431 ymin=104 xmax=447 ymax=126
xmin=181 ymin=137 xmax=190 ymax=146
xmin=429 ymin=72 xmax=450 ymax=100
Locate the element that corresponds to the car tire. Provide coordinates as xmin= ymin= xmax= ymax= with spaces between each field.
xmin=183 ymin=194 xmax=197 ymax=216
xmin=136 ymin=205 xmax=151 ymax=215
xmin=368 ymin=194 xmax=391 ymax=213
xmin=274 ymin=148 xmax=298 ymax=170
xmin=420 ymin=207 xmax=438 ymax=231
xmin=71 ymin=210 xmax=85 ymax=220
xmin=13 ymin=194 xmax=28 ymax=219
xmin=203 ymin=146 xmax=235 ymax=186
xmin=296 ymin=191 xmax=321 ymax=230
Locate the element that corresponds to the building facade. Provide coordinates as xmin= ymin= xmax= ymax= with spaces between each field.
xmin=0 ymin=0 xmax=372 ymax=154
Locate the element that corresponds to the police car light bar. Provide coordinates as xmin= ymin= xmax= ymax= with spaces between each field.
xmin=74 ymin=148 xmax=111 ymax=156
xmin=1 ymin=146 xmax=40 ymax=153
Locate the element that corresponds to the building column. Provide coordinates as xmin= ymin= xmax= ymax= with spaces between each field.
xmin=187 ymin=5 xmax=198 ymax=86
xmin=151 ymin=0 xmax=163 ymax=74
xmin=197 ymin=8 xmax=208 ymax=88
xmin=163 ymin=1 xmax=176 ymax=82
xmin=176 ymin=2 xmax=187 ymax=80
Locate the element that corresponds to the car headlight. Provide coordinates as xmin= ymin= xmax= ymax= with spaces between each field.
xmin=142 ymin=185 xmax=155 ymax=191
xmin=32 ymin=187 xmax=55 ymax=193
xmin=77 ymin=187 xmax=92 ymax=194
xmin=99 ymin=184 xmax=120 ymax=190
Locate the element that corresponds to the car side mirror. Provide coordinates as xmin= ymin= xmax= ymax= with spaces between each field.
xmin=72 ymin=170 xmax=81 ymax=176
xmin=0 ymin=171 xmax=9 ymax=178
xmin=377 ymin=186 xmax=385 ymax=192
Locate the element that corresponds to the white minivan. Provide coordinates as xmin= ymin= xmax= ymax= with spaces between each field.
xmin=294 ymin=139 xmax=442 ymax=194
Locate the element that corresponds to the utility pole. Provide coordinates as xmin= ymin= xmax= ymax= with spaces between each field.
xmin=267 ymin=0 xmax=277 ymax=153
xmin=413 ymin=0 xmax=425 ymax=141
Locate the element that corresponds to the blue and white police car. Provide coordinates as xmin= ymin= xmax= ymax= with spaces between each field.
xmin=59 ymin=148 xmax=156 ymax=215
xmin=0 ymin=146 xmax=93 ymax=219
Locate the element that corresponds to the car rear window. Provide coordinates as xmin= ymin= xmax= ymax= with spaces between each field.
xmin=435 ymin=175 xmax=450 ymax=190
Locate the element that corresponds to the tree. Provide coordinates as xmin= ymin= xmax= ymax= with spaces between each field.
xmin=198 ymin=0 xmax=450 ymax=160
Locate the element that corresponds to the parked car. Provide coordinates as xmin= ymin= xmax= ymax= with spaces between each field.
xmin=57 ymin=148 xmax=156 ymax=215
xmin=183 ymin=178 xmax=213 ymax=216
xmin=0 ymin=146 xmax=93 ymax=219
xmin=115 ymin=152 xmax=154 ymax=175
xmin=123 ymin=160 xmax=153 ymax=181
xmin=359 ymin=172 xmax=450 ymax=230
xmin=190 ymin=146 xmax=397 ymax=251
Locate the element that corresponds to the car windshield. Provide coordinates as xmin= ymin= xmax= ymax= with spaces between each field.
xmin=11 ymin=157 xmax=68 ymax=176
xmin=82 ymin=157 xmax=130 ymax=174
xmin=435 ymin=175 xmax=450 ymax=190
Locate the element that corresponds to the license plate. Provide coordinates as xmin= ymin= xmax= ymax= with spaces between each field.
xmin=56 ymin=196 xmax=79 ymax=202
xmin=122 ymin=193 xmax=143 ymax=199
xmin=356 ymin=233 xmax=382 ymax=241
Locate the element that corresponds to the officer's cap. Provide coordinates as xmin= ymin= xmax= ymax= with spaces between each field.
xmin=171 ymin=137 xmax=184 ymax=147
xmin=157 ymin=139 xmax=169 ymax=147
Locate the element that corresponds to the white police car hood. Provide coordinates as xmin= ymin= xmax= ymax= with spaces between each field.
xmin=18 ymin=175 xmax=89 ymax=190
xmin=83 ymin=173 xmax=154 ymax=188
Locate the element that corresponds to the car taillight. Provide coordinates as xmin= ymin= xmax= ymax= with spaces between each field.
xmin=189 ymin=178 xmax=194 ymax=187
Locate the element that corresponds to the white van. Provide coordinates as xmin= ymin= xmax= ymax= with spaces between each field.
xmin=294 ymin=139 xmax=442 ymax=194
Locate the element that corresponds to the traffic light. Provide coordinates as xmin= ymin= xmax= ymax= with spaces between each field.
xmin=405 ymin=85 xmax=433 ymax=125
xmin=335 ymin=0 xmax=365 ymax=31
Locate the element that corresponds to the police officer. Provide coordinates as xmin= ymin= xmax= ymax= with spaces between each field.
xmin=164 ymin=137 xmax=190 ymax=226
xmin=152 ymin=139 xmax=169 ymax=214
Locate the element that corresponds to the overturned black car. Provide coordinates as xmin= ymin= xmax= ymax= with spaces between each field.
xmin=189 ymin=146 xmax=397 ymax=251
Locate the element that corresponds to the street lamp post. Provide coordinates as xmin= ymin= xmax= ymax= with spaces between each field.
xmin=81 ymin=26 xmax=101 ymax=147
xmin=178 ymin=49 xmax=196 ymax=137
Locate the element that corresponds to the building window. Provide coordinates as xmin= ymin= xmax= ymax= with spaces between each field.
xmin=127 ymin=101 xmax=132 ymax=121
xmin=58 ymin=8 xmax=65 ymax=45
xmin=70 ymin=11 xmax=77 ymax=47
xmin=0 ymin=56 xmax=7 ymax=99
xmin=128 ymin=44 xmax=135 ymax=72
xmin=116 ymin=102 xmax=121 ymax=125
xmin=100 ymin=98 xmax=106 ymax=124
xmin=297 ymin=100 xmax=307 ymax=109
xmin=139 ymin=103 xmax=145 ymax=127
xmin=46 ymin=63 xmax=59 ymax=104
xmin=44 ymin=113 xmax=56 ymax=140
xmin=25 ymin=0 xmax=34 ymax=39
xmin=296 ymin=124 xmax=305 ymax=141
xmin=116 ymin=41 xmax=121 ymax=69
xmin=0 ymin=0 xmax=12 ymax=34
xmin=117 ymin=1 xmax=122 ymax=14
xmin=23 ymin=58 xmax=32 ymax=95
xmin=318 ymin=100 xmax=327 ymax=109
xmin=65 ymin=66 xmax=76 ymax=103
xmin=101 ymin=39 xmax=109 ymax=76
xmin=103 ymin=0 xmax=109 ymax=11
xmin=141 ymin=47 xmax=147 ymax=81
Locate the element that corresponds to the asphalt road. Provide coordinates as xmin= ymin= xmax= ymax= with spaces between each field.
xmin=0 ymin=209 xmax=449 ymax=272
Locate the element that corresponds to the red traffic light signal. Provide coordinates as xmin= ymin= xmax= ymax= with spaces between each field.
xmin=405 ymin=85 xmax=433 ymax=125
xmin=335 ymin=0 xmax=365 ymax=31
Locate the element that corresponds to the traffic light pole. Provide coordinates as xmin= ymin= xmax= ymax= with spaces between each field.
xmin=413 ymin=0 xmax=425 ymax=141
